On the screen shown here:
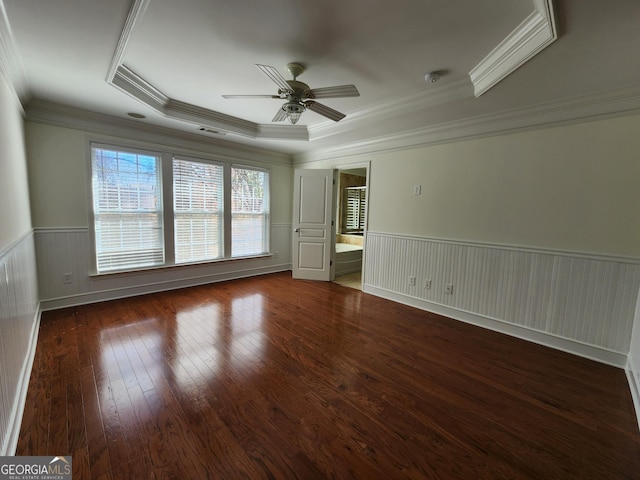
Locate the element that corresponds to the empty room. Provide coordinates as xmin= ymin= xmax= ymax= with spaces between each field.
xmin=1 ymin=0 xmax=640 ymax=478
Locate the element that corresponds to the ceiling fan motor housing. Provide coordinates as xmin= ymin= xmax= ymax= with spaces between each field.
xmin=281 ymin=80 xmax=311 ymax=98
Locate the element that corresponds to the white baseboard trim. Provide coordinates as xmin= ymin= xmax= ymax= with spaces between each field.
xmin=2 ymin=307 xmax=41 ymax=455
xmin=627 ymin=362 xmax=640 ymax=432
xmin=41 ymin=264 xmax=291 ymax=311
xmin=363 ymin=284 xmax=627 ymax=368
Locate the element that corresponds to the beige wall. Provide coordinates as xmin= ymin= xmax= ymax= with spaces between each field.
xmin=0 ymin=74 xmax=31 ymax=247
xmin=26 ymin=123 xmax=87 ymax=227
xmin=26 ymin=122 xmax=293 ymax=228
xmin=298 ymin=114 xmax=640 ymax=257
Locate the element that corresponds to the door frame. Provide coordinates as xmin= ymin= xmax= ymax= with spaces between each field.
xmin=333 ymin=161 xmax=371 ymax=286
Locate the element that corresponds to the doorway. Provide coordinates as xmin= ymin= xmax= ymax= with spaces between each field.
xmin=333 ymin=165 xmax=368 ymax=290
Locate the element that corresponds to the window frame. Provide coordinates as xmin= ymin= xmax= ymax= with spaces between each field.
xmin=230 ymin=165 xmax=271 ymax=258
xmin=89 ymin=143 xmax=165 ymax=274
xmin=172 ymin=155 xmax=225 ymax=264
xmin=88 ymin=141 xmax=272 ymax=275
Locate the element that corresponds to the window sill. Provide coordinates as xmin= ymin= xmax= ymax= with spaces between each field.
xmin=90 ymin=253 xmax=273 ymax=278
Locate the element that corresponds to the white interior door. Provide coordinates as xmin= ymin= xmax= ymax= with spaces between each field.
xmin=292 ymin=169 xmax=336 ymax=281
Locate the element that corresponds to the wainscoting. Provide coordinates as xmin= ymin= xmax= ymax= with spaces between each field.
xmin=0 ymin=231 xmax=40 ymax=455
xmin=628 ymin=288 xmax=640 ymax=429
xmin=35 ymin=224 xmax=292 ymax=310
xmin=364 ymin=232 xmax=640 ymax=367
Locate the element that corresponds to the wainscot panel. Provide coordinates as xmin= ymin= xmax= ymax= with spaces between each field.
xmin=627 ymin=287 xmax=640 ymax=430
xmin=364 ymin=232 xmax=640 ymax=367
xmin=0 ymin=231 xmax=40 ymax=455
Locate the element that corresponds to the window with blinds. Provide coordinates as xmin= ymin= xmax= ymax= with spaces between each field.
xmin=90 ymin=144 xmax=272 ymax=273
xmin=231 ymin=166 xmax=269 ymax=257
xmin=173 ymin=158 xmax=224 ymax=263
xmin=344 ymin=186 xmax=366 ymax=233
xmin=91 ymin=146 xmax=164 ymax=273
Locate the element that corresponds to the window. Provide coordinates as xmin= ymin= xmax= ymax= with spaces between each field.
xmin=91 ymin=146 xmax=164 ymax=273
xmin=231 ymin=166 xmax=269 ymax=257
xmin=344 ymin=186 xmax=366 ymax=233
xmin=173 ymin=158 xmax=224 ymax=263
xmin=90 ymin=144 xmax=271 ymax=273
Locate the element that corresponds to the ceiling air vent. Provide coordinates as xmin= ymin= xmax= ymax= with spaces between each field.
xmin=198 ymin=127 xmax=225 ymax=135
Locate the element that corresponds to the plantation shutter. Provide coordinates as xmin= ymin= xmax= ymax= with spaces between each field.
xmin=345 ymin=187 xmax=366 ymax=232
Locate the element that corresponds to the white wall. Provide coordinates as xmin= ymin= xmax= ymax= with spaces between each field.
xmin=295 ymin=114 xmax=640 ymax=365
xmin=0 ymin=72 xmax=40 ymax=455
xmin=25 ymin=121 xmax=294 ymax=308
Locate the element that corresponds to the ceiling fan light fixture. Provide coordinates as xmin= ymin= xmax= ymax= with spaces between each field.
xmin=282 ymin=101 xmax=306 ymax=124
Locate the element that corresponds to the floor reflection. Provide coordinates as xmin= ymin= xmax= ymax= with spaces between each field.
xmin=96 ymin=290 xmax=268 ymax=422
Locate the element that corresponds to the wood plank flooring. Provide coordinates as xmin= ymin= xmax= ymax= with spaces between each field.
xmin=17 ymin=272 xmax=640 ymax=479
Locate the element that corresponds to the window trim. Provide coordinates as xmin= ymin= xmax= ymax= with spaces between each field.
xmin=88 ymin=141 xmax=273 ymax=276
xmin=172 ymin=155 xmax=226 ymax=264
xmin=89 ymin=142 xmax=165 ymax=274
xmin=230 ymin=164 xmax=271 ymax=258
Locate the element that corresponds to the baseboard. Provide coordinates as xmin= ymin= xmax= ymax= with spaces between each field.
xmin=41 ymin=264 xmax=291 ymax=311
xmin=2 ymin=307 xmax=41 ymax=455
xmin=363 ymin=284 xmax=627 ymax=368
xmin=625 ymin=363 xmax=640 ymax=432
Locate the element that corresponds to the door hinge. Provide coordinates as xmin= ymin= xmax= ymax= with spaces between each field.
xmin=330 ymin=260 xmax=333 ymax=266
xmin=331 ymin=220 xmax=334 ymax=226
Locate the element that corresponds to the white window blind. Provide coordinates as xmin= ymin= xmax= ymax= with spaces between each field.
xmin=231 ymin=167 xmax=269 ymax=257
xmin=91 ymin=146 xmax=164 ymax=273
xmin=173 ymin=158 xmax=224 ymax=263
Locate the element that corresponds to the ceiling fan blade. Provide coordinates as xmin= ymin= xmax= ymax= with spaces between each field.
xmin=306 ymin=84 xmax=360 ymax=99
xmin=272 ymin=106 xmax=287 ymax=122
xmin=256 ymin=64 xmax=293 ymax=93
xmin=305 ymin=101 xmax=346 ymax=122
xmin=222 ymin=94 xmax=281 ymax=99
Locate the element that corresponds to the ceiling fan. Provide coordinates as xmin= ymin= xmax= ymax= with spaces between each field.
xmin=222 ymin=63 xmax=359 ymax=125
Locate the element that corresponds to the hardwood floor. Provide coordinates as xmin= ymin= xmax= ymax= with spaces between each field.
xmin=17 ymin=272 xmax=640 ymax=479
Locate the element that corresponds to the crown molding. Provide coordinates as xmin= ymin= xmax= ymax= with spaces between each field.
xmin=294 ymin=85 xmax=640 ymax=164
xmin=104 ymin=0 xmax=555 ymax=144
xmin=105 ymin=1 xmax=308 ymax=142
xmin=106 ymin=0 xmax=150 ymax=83
xmin=308 ymin=77 xmax=472 ymax=141
xmin=25 ymin=100 xmax=293 ymax=166
xmin=110 ymin=64 xmax=308 ymax=141
xmin=0 ymin=0 xmax=28 ymax=102
xmin=111 ymin=64 xmax=167 ymax=111
xmin=469 ymin=0 xmax=557 ymax=97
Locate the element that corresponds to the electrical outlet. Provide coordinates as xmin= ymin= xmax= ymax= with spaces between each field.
xmin=408 ymin=276 xmax=416 ymax=286
xmin=274 ymin=251 xmax=279 ymax=258
xmin=63 ymin=272 xmax=73 ymax=284
xmin=445 ymin=283 xmax=454 ymax=294
xmin=424 ymin=279 xmax=432 ymax=289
